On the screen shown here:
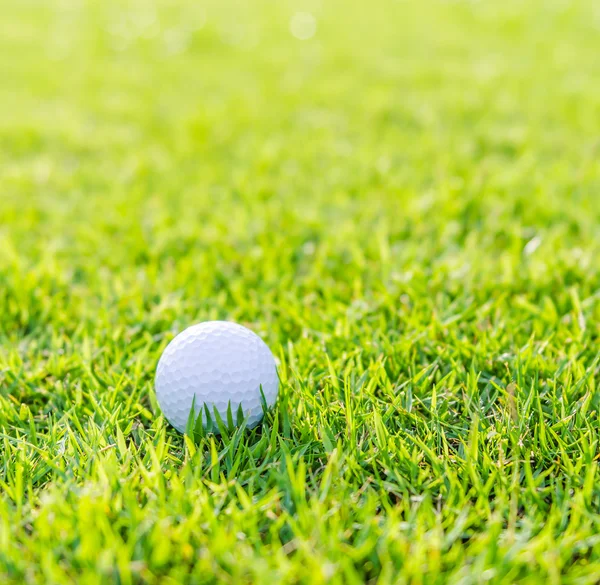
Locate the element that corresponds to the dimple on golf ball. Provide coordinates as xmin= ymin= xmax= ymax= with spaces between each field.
xmin=155 ymin=321 xmax=278 ymax=433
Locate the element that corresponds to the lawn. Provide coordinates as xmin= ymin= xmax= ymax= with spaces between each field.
xmin=1 ymin=0 xmax=600 ymax=583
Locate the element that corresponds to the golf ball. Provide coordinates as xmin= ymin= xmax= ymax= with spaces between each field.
xmin=155 ymin=321 xmax=278 ymax=433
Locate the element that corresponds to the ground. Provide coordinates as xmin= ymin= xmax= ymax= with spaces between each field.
xmin=1 ymin=0 xmax=599 ymax=583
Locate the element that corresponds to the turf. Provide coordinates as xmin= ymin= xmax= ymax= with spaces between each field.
xmin=1 ymin=0 xmax=600 ymax=583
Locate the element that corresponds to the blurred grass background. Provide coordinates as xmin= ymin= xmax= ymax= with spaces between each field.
xmin=1 ymin=0 xmax=600 ymax=583
xmin=2 ymin=0 xmax=599 ymax=334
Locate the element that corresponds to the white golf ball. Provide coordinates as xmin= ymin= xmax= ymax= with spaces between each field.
xmin=155 ymin=321 xmax=278 ymax=433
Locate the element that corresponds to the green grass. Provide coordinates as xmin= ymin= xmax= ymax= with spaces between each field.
xmin=1 ymin=0 xmax=600 ymax=583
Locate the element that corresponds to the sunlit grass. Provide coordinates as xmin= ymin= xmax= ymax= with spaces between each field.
xmin=1 ymin=0 xmax=599 ymax=583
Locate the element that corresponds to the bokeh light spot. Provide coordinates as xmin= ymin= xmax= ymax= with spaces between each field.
xmin=290 ymin=12 xmax=317 ymax=40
